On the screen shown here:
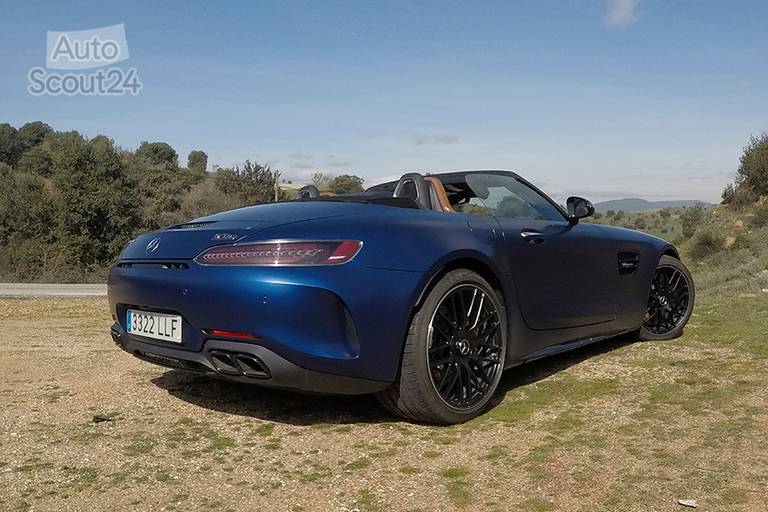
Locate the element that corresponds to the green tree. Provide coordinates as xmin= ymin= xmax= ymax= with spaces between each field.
xmin=0 ymin=166 xmax=58 ymax=280
xmin=187 ymin=150 xmax=208 ymax=173
xmin=633 ymin=216 xmax=647 ymax=230
xmin=125 ymin=155 xmax=189 ymax=229
xmin=17 ymin=121 xmax=53 ymax=151
xmin=50 ymin=133 xmax=141 ymax=268
xmin=736 ymin=133 xmax=768 ymax=198
xmin=16 ymin=125 xmax=57 ymax=177
xmin=136 ymin=141 xmax=179 ymax=169
xmin=328 ymin=174 xmax=364 ymax=194
xmin=215 ymin=160 xmax=281 ymax=206
xmin=0 ymin=123 xmax=21 ymax=166
xmin=606 ymin=210 xmax=616 ymax=217
xmin=0 ymin=163 xmax=51 ymax=244
xmin=16 ymin=142 xmax=54 ymax=176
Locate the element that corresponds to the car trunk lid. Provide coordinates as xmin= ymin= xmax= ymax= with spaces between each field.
xmin=119 ymin=201 xmax=364 ymax=260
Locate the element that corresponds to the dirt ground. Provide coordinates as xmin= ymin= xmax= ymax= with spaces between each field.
xmin=1 ymin=295 xmax=767 ymax=512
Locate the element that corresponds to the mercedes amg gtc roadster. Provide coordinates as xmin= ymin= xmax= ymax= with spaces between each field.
xmin=108 ymin=170 xmax=694 ymax=424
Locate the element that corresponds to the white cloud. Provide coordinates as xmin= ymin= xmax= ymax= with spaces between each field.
xmin=604 ymin=0 xmax=641 ymax=28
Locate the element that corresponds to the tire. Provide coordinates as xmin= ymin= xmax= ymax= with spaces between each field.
xmin=376 ymin=269 xmax=507 ymax=424
xmin=639 ymin=255 xmax=695 ymax=341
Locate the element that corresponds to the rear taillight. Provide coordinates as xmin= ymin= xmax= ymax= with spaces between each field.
xmin=194 ymin=240 xmax=362 ymax=266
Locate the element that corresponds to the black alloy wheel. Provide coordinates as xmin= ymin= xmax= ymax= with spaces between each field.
xmin=375 ymin=269 xmax=507 ymax=424
xmin=640 ymin=255 xmax=695 ymax=340
xmin=427 ymin=284 xmax=503 ymax=410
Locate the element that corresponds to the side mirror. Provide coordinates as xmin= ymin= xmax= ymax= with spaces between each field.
xmin=566 ymin=196 xmax=594 ymax=223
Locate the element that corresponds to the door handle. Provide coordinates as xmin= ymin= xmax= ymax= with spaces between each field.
xmin=520 ymin=230 xmax=546 ymax=244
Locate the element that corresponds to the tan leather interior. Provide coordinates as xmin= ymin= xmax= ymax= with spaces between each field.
xmin=424 ymin=176 xmax=455 ymax=213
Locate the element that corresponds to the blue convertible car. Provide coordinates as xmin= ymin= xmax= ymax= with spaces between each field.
xmin=108 ymin=170 xmax=694 ymax=424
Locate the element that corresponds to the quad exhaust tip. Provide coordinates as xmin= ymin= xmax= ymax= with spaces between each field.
xmin=208 ymin=350 xmax=271 ymax=379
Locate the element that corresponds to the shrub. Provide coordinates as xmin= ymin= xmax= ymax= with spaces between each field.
xmin=753 ymin=203 xmax=768 ymax=227
xmin=722 ymin=183 xmax=735 ymax=204
xmin=681 ymin=203 xmax=706 ymax=238
xmin=689 ymin=230 xmax=721 ymax=260
xmin=731 ymin=182 xmax=756 ymax=210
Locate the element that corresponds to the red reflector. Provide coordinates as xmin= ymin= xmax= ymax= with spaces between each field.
xmin=195 ymin=240 xmax=362 ymax=266
xmin=207 ymin=329 xmax=259 ymax=340
xmin=327 ymin=240 xmax=362 ymax=262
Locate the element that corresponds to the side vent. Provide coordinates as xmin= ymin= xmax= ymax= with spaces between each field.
xmin=618 ymin=252 xmax=640 ymax=274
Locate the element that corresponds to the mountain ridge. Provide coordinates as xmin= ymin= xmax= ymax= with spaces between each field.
xmin=593 ymin=198 xmax=713 ymax=213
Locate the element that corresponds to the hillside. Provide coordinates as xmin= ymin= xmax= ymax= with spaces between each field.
xmin=594 ymin=198 xmax=712 ymax=213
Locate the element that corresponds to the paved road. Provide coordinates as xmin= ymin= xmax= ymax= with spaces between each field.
xmin=0 ymin=283 xmax=107 ymax=297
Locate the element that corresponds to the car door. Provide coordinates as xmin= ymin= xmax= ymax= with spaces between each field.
xmin=496 ymin=217 xmax=617 ymax=330
xmin=456 ymin=173 xmax=617 ymax=331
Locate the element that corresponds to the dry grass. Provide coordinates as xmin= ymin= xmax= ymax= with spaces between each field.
xmin=0 ymin=294 xmax=767 ymax=511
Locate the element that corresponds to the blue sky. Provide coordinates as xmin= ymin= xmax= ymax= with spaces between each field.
xmin=1 ymin=0 xmax=766 ymax=202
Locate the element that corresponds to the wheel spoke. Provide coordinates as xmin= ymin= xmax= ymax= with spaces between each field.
xmin=456 ymin=364 xmax=467 ymax=402
xmin=455 ymin=291 xmax=467 ymax=328
xmin=478 ymin=321 xmax=500 ymax=344
xmin=466 ymin=362 xmax=491 ymax=388
xmin=667 ymin=271 xmax=682 ymax=293
xmin=430 ymin=355 xmax=453 ymax=368
xmin=449 ymin=293 xmax=461 ymax=327
xmin=438 ymin=363 xmax=458 ymax=394
xmin=431 ymin=319 xmax=454 ymax=344
xmin=466 ymin=289 xmax=477 ymax=326
xmin=429 ymin=343 xmax=450 ymax=355
xmin=473 ymin=354 xmax=501 ymax=364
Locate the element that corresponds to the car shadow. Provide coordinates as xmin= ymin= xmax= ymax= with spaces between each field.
xmin=150 ymin=332 xmax=640 ymax=426
xmin=151 ymin=370 xmax=392 ymax=426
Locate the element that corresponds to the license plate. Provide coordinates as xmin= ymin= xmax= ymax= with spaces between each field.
xmin=126 ymin=309 xmax=182 ymax=343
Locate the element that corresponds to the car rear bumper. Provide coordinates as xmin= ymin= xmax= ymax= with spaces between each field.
xmin=111 ymin=324 xmax=390 ymax=394
xmin=107 ymin=261 xmax=426 ymax=384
